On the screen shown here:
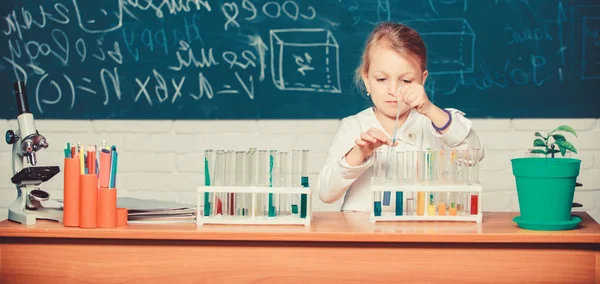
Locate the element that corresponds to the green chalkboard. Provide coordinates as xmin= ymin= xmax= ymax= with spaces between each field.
xmin=0 ymin=0 xmax=598 ymax=119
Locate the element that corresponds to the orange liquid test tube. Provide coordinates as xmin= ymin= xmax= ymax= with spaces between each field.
xmin=438 ymin=203 xmax=446 ymax=216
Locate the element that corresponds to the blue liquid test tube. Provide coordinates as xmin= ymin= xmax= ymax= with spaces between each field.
xmin=395 ymin=191 xmax=403 ymax=216
xmin=300 ymin=150 xmax=309 ymax=219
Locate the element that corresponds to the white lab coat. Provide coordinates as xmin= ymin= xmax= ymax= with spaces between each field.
xmin=316 ymin=107 xmax=485 ymax=212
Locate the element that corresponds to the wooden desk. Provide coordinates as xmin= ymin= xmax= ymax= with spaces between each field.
xmin=1 ymin=212 xmax=599 ymax=283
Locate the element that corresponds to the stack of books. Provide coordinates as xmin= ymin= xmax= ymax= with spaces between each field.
xmin=117 ymin=197 xmax=196 ymax=224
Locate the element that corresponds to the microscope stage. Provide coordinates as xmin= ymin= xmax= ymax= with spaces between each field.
xmin=11 ymin=166 xmax=60 ymax=184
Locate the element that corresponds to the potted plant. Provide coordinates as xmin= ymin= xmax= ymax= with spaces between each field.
xmin=511 ymin=125 xmax=581 ymax=231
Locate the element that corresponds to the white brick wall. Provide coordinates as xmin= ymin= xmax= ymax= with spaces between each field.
xmin=1 ymin=118 xmax=599 ymax=221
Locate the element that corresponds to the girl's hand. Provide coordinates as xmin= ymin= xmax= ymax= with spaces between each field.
xmin=345 ymin=128 xmax=397 ymax=166
xmin=397 ymin=83 xmax=434 ymax=116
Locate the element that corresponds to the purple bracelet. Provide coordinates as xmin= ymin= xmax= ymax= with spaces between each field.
xmin=432 ymin=109 xmax=452 ymax=131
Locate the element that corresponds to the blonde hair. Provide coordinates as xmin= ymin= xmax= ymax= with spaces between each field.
xmin=354 ymin=22 xmax=427 ymax=92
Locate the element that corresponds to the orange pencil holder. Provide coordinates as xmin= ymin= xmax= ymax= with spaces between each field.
xmin=98 ymin=188 xmax=117 ymax=228
xmin=63 ymin=158 xmax=80 ymax=227
xmin=79 ymin=174 xmax=98 ymax=229
xmin=117 ymin=208 xmax=128 ymax=227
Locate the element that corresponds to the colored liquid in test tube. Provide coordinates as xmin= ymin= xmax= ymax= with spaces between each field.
xmin=374 ymin=192 xmax=382 ymax=217
xmin=246 ymin=149 xmax=257 ymax=217
xmin=437 ymin=193 xmax=446 ymax=216
xmin=258 ymin=150 xmax=270 ymax=216
xmin=300 ymin=150 xmax=309 ymax=219
xmin=471 ymin=194 xmax=478 ymax=215
xmin=203 ymin=149 xmax=215 ymax=217
xmin=427 ymin=193 xmax=435 ymax=216
xmin=235 ymin=151 xmax=247 ymax=216
xmin=213 ymin=150 xmax=226 ymax=216
xmin=395 ymin=191 xmax=403 ymax=216
xmin=279 ymin=151 xmax=289 ymax=216
xmin=268 ymin=150 xmax=277 ymax=217
xmin=291 ymin=150 xmax=300 ymax=215
xmin=417 ymin=192 xmax=425 ymax=216
xmin=225 ymin=150 xmax=236 ymax=216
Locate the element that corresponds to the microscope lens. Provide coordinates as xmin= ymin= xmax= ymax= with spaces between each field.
xmin=14 ymin=81 xmax=30 ymax=114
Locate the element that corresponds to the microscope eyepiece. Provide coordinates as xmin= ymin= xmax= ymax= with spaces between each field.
xmin=14 ymin=81 xmax=30 ymax=115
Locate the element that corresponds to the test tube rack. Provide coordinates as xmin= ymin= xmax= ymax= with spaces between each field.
xmin=370 ymin=180 xmax=483 ymax=224
xmin=196 ymin=186 xmax=312 ymax=227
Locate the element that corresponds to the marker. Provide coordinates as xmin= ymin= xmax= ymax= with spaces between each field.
xmin=109 ymin=146 xmax=118 ymax=188
xmin=99 ymin=149 xmax=111 ymax=188
xmin=79 ymin=144 xmax=85 ymax=174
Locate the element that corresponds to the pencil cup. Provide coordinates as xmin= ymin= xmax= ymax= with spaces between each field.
xmin=79 ymin=174 xmax=98 ymax=229
xmin=117 ymin=208 xmax=128 ymax=227
xmin=98 ymin=188 xmax=117 ymax=228
xmin=63 ymin=158 xmax=80 ymax=227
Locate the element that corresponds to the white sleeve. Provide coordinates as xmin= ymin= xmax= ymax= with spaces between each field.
xmin=316 ymin=117 xmax=374 ymax=204
xmin=429 ymin=108 xmax=485 ymax=162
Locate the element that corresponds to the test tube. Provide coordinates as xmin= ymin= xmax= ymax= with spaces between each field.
xmin=437 ymin=149 xmax=448 ymax=185
xmin=373 ymin=150 xmax=383 ymax=216
xmin=470 ymin=193 xmax=479 ymax=215
xmin=258 ymin=150 xmax=270 ymax=216
xmin=300 ymin=150 xmax=309 ymax=219
xmin=235 ymin=151 xmax=247 ymax=216
xmin=427 ymin=192 xmax=436 ymax=216
xmin=416 ymin=191 xmax=425 ymax=216
xmin=427 ymin=149 xmax=437 ymax=184
xmin=203 ymin=149 xmax=215 ymax=217
xmin=225 ymin=150 xmax=237 ymax=216
xmin=247 ymin=148 xmax=257 ymax=217
xmin=437 ymin=192 xmax=447 ymax=216
xmin=291 ymin=150 xmax=300 ymax=215
xmin=405 ymin=192 xmax=414 ymax=216
xmin=213 ymin=150 xmax=226 ymax=216
xmin=457 ymin=149 xmax=470 ymax=185
xmin=469 ymin=149 xmax=480 ymax=185
xmin=373 ymin=148 xmax=386 ymax=185
xmin=416 ymin=150 xmax=426 ymax=184
xmin=384 ymin=150 xmax=398 ymax=207
xmin=279 ymin=151 xmax=289 ymax=216
xmin=448 ymin=192 xmax=457 ymax=216
xmin=268 ymin=150 xmax=278 ymax=217
xmin=395 ymin=151 xmax=404 ymax=216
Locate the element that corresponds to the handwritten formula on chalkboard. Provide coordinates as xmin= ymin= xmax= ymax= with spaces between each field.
xmin=0 ymin=0 xmax=598 ymax=119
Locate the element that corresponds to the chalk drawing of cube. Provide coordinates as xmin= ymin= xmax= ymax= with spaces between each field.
xmin=402 ymin=19 xmax=475 ymax=75
xmin=270 ymin=29 xmax=341 ymax=93
xmin=582 ymin=17 xmax=600 ymax=79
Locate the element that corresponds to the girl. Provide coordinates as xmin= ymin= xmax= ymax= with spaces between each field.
xmin=316 ymin=22 xmax=484 ymax=212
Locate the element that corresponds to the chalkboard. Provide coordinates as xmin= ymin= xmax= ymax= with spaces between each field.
xmin=0 ymin=0 xmax=598 ymax=119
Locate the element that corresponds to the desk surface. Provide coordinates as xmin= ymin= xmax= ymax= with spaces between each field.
xmin=1 ymin=212 xmax=599 ymax=244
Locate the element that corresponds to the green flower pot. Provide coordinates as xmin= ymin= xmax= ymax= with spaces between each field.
xmin=511 ymin=157 xmax=581 ymax=230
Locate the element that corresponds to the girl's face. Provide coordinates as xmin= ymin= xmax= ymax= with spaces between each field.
xmin=361 ymin=44 xmax=428 ymax=120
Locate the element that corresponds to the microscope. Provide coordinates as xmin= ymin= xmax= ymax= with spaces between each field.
xmin=5 ymin=81 xmax=61 ymax=225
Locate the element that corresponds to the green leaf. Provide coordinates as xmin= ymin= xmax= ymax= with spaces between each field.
xmin=530 ymin=149 xmax=546 ymax=154
xmin=557 ymin=144 xmax=567 ymax=156
xmin=552 ymin=125 xmax=577 ymax=137
xmin=533 ymin=139 xmax=546 ymax=147
xmin=555 ymin=140 xmax=578 ymax=154
xmin=534 ymin=132 xmax=544 ymax=138
xmin=552 ymin=134 xmax=566 ymax=142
